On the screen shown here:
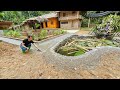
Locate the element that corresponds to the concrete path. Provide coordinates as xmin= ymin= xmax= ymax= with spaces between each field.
xmin=0 ymin=33 xmax=73 ymax=51
xmin=38 ymin=33 xmax=73 ymax=52
xmin=0 ymin=37 xmax=22 ymax=45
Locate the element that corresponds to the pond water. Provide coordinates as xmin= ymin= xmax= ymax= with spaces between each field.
xmin=55 ymin=35 xmax=120 ymax=56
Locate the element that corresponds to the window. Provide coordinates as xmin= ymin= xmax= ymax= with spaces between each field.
xmin=63 ymin=13 xmax=66 ymax=17
xmin=72 ymin=11 xmax=76 ymax=16
xmin=61 ymin=22 xmax=68 ymax=24
xmin=72 ymin=11 xmax=76 ymax=14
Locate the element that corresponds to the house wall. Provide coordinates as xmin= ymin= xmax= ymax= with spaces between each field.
xmin=43 ymin=17 xmax=59 ymax=28
xmin=58 ymin=11 xmax=82 ymax=29
xmin=60 ymin=19 xmax=81 ymax=29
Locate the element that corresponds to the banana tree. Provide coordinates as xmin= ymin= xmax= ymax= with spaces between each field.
xmin=0 ymin=11 xmax=4 ymax=20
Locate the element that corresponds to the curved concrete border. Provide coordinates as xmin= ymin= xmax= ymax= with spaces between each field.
xmin=44 ymin=35 xmax=120 ymax=70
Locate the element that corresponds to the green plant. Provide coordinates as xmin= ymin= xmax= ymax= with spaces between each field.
xmin=38 ymin=29 xmax=48 ymax=40
xmin=81 ymin=19 xmax=88 ymax=27
xmin=35 ymin=23 xmax=40 ymax=29
xmin=53 ymin=30 xmax=67 ymax=35
xmin=60 ymin=30 xmax=67 ymax=34
xmin=92 ymin=14 xmax=120 ymax=39
xmin=4 ymin=30 xmax=21 ymax=38
xmin=32 ymin=35 xmax=39 ymax=41
xmin=6 ymin=30 xmax=13 ymax=37
xmin=74 ymin=49 xmax=86 ymax=56
xmin=12 ymin=30 xmax=21 ymax=38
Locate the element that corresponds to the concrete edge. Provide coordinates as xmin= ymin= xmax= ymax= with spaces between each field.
xmin=0 ymin=33 xmax=67 ymax=43
xmin=50 ymin=34 xmax=120 ymax=60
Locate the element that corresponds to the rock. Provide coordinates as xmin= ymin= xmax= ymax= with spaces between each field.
xmin=74 ymin=68 xmax=77 ymax=70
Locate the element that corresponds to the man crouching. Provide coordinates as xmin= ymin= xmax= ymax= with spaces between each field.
xmin=20 ymin=35 xmax=41 ymax=53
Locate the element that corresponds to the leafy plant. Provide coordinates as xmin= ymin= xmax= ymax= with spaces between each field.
xmin=92 ymin=14 xmax=120 ymax=39
xmin=74 ymin=49 xmax=85 ymax=56
xmin=53 ymin=30 xmax=60 ymax=35
xmin=35 ymin=23 xmax=40 ymax=29
xmin=12 ymin=30 xmax=21 ymax=38
xmin=4 ymin=30 xmax=21 ymax=38
xmin=38 ymin=29 xmax=48 ymax=40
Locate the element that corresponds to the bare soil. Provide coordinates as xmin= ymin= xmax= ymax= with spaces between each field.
xmin=75 ymin=30 xmax=90 ymax=35
xmin=1 ymin=41 xmax=120 ymax=79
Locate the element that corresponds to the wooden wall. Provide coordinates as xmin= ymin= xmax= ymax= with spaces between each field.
xmin=43 ymin=17 xmax=59 ymax=28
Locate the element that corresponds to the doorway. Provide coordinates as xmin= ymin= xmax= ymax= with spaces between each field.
xmin=45 ymin=22 xmax=48 ymax=28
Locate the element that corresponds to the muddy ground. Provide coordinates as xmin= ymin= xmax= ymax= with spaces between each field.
xmin=0 ymin=41 xmax=120 ymax=79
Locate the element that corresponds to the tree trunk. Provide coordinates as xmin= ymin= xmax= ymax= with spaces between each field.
xmin=88 ymin=18 xmax=90 ymax=28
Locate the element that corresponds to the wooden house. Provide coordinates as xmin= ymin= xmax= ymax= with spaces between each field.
xmin=41 ymin=12 xmax=60 ymax=28
xmin=9 ymin=16 xmax=48 ymax=31
xmin=0 ymin=21 xmax=13 ymax=30
xmin=20 ymin=16 xmax=48 ymax=30
xmin=56 ymin=11 xmax=84 ymax=29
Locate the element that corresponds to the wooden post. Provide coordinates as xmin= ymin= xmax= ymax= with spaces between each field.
xmin=88 ymin=17 xmax=91 ymax=28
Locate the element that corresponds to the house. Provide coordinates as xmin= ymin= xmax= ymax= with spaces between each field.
xmin=20 ymin=16 xmax=48 ymax=31
xmin=0 ymin=21 xmax=13 ymax=30
xmin=9 ymin=16 xmax=48 ymax=31
xmin=41 ymin=12 xmax=60 ymax=28
xmin=56 ymin=11 xmax=84 ymax=29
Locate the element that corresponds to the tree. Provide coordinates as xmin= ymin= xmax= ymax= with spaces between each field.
xmin=92 ymin=14 xmax=120 ymax=39
xmin=1 ymin=11 xmax=51 ymax=25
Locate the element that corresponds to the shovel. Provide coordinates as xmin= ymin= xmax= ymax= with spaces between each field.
xmin=37 ymin=48 xmax=42 ymax=52
xmin=33 ymin=43 xmax=42 ymax=52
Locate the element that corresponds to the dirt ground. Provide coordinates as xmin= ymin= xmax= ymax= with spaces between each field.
xmin=1 ymin=41 xmax=120 ymax=79
xmin=75 ymin=30 xmax=90 ymax=35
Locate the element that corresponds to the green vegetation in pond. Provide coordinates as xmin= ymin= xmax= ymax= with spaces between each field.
xmin=74 ymin=50 xmax=86 ymax=56
xmin=56 ymin=37 xmax=120 ymax=56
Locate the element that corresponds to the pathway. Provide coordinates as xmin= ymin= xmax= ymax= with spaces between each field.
xmin=0 ymin=33 xmax=74 ymax=51
xmin=0 ymin=37 xmax=22 ymax=45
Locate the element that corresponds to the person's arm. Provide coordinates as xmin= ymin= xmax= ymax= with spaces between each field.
xmin=22 ymin=39 xmax=29 ymax=49
xmin=21 ymin=42 xmax=29 ymax=49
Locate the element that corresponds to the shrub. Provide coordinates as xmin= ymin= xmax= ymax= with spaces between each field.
xmin=81 ymin=19 xmax=88 ymax=27
xmin=4 ymin=30 xmax=21 ymax=38
xmin=92 ymin=14 xmax=120 ymax=39
xmin=53 ymin=30 xmax=59 ymax=35
xmin=12 ymin=30 xmax=21 ymax=38
xmin=38 ymin=29 xmax=48 ymax=40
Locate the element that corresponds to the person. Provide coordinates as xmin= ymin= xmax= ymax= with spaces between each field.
xmin=105 ymin=22 xmax=110 ymax=32
xmin=20 ymin=35 xmax=41 ymax=53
